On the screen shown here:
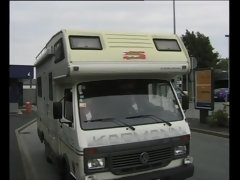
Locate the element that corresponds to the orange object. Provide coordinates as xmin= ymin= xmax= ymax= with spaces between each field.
xmin=25 ymin=102 xmax=32 ymax=113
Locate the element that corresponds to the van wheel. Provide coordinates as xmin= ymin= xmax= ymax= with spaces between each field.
xmin=44 ymin=142 xmax=52 ymax=164
xmin=40 ymin=133 xmax=44 ymax=143
xmin=61 ymin=159 xmax=74 ymax=180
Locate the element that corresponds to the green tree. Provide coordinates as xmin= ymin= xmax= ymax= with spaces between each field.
xmin=215 ymin=58 xmax=229 ymax=71
xmin=181 ymin=30 xmax=219 ymax=68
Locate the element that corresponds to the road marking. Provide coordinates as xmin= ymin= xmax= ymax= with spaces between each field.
xmin=15 ymin=118 xmax=38 ymax=180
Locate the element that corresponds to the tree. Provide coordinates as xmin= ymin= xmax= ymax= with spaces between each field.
xmin=181 ymin=30 xmax=219 ymax=68
xmin=215 ymin=58 xmax=229 ymax=71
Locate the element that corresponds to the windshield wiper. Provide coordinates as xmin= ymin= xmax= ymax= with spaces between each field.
xmin=86 ymin=117 xmax=135 ymax=131
xmin=126 ymin=114 xmax=172 ymax=126
xmin=87 ymin=117 xmax=114 ymax=122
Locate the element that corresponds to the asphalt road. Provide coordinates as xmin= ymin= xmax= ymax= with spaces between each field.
xmin=187 ymin=132 xmax=229 ymax=180
xmin=15 ymin=120 xmax=61 ymax=180
xmin=9 ymin=111 xmax=37 ymax=180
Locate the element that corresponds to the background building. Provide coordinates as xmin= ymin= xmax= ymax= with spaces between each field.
xmin=10 ymin=65 xmax=36 ymax=113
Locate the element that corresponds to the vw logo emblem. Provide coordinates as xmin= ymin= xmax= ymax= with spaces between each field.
xmin=140 ymin=152 xmax=149 ymax=164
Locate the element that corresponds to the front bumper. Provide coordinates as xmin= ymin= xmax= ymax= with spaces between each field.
xmin=118 ymin=164 xmax=194 ymax=180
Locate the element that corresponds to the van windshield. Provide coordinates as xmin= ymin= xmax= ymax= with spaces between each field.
xmin=77 ymin=79 xmax=183 ymax=130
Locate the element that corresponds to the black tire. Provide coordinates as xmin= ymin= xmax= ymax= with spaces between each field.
xmin=61 ymin=159 xmax=74 ymax=180
xmin=40 ymin=133 xmax=44 ymax=143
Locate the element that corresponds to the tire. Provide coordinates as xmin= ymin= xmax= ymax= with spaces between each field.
xmin=61 ymin=159 xmax=74 ymax=180
xmin=37 ymin=129 xmax=44 ymax=143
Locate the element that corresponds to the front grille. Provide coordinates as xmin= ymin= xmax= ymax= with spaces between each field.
xmin=111 ymin=147 xmax=173 ymax=175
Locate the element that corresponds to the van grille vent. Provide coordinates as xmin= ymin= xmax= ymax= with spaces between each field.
xmin=105 ymin=33 xmax=154 ymax=49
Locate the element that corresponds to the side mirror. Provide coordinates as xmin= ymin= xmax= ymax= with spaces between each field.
xmin=53 ymin=102 xmax=62 ymax=119
xmin=182 ymin=95 xmax=189 ymax=110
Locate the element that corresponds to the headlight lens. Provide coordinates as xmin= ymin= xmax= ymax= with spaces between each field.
xmin=174 ymin=145 xmax=187 ymax=156
xmin=87 ymin=158 xmax=105 ymax=170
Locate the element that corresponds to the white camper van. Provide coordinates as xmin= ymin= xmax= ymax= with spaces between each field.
xmin=35 ymin=29 xmax=194 ymax=180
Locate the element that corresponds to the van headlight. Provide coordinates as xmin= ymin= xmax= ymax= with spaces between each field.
xmin=87 ymin=158 xmax=105 ymax=170
xmin=174 ymin=145 xmax=187 ymax=156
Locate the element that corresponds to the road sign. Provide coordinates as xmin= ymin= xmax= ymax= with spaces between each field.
xmin=195 ymin=68 xmax=214 ymax=110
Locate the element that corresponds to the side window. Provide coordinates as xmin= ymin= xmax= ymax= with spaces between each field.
xmin=49 ymin=73 xmax=53 ymax=101
xmin=54 ymin=38 xmax=65 ymax=63
xmin=37 ymin=77 xmax=42 ymax=97
xmin=64 ymin=89 xmax=73 ymax=122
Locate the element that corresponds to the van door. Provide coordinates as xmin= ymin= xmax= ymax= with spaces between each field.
xmin=43 ymin=72 xmax=59 ymax=155
xmin=58 ymin=88 xmax=76 ymax=154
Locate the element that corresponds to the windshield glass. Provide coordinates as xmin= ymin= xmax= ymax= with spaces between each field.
xmin=77 ymin=79 xmax=183 ymax=130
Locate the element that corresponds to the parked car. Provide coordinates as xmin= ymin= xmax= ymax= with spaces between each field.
xmin=214 ymin=88 xmax=229 ymax=102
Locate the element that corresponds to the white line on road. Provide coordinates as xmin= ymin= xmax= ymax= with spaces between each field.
xmin=15 ymin=119 xmax=38 ymax=180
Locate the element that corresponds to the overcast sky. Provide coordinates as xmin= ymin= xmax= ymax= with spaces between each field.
xmin=10 ymin=1 xmax=229 ymax=66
